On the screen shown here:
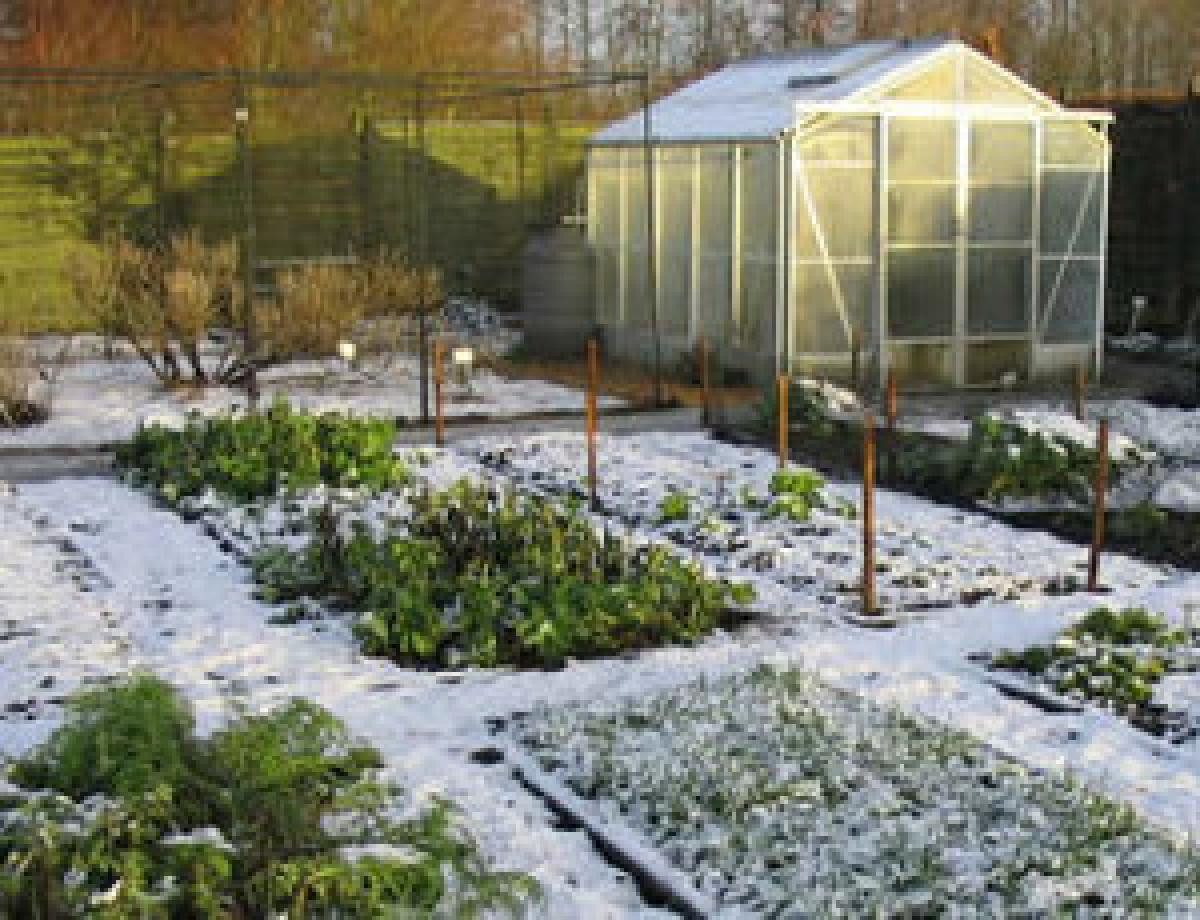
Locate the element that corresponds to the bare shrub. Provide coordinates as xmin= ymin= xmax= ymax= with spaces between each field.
xmin=263 ymin=262 xmax=366 ymax=361
xmin=0 ymin=311 xmax=44 ymax=428
xmin=65 ymin=231 xmax=243 ymax=386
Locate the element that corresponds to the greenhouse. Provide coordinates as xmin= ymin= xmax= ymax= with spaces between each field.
xmin=587 ymin=38 xmax=1112 ymax=388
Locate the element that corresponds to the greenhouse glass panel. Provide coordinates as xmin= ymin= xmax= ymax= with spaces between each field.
xmin=623 ymin=151 xmax=652 ymax=329
xmin=1041 ymin=171 xmax=1104 ymax=257
xmin=888 ymin=185 xmax=956 ymax=244
xmin=1040 ymin=258 xmax=1099 ymax=344
xmin=967 ymin=249 xmax=1031 ymax=334
xmin=590 ymin=151 xmax=623 ymax=324
xmin=793 ymin=262 xmax=872 ymax=354
xmin=970 ymin=121 xmax=1033 ymax=184
xmin=887 ymin=343 xmax=955 ymax=386
xmin=968 ymin=185 xmax=1032 ymax=242
xmin=888 ymin=248 xmax=956 ymax=337
xmin=888 ymin=118 xmax=957 ymax=180
xmin=883 ymin=57 xmax=962 ymax=103
xmin=797 ymin=166 xmax=875 ymax=260
xmin=798 ymin=115 xmax=875 ymax=163
xmin=738 ymin=145 xmax=777 ymax=349
xmin=694 ymin=147 xmax=733 ymax=343
xmin=658 ymin=149 xmax=693 ymax=337
xmin=964 ymin=56 xmax=1045 ymax=107
xmin=1044 ymin=122 xmax=1106 ymax=169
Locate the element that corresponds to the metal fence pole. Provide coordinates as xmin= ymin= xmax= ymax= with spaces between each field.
xmin=234 ymin=76 xmax=258 ymax=407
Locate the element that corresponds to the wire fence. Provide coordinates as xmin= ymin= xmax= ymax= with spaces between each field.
xmin=0 ymin=67 xmax=648 ymax=333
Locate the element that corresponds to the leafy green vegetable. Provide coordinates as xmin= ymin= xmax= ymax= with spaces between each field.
xmin=1 ymin=676 xmax=537 ymax=918
xmin=117 ymin=399 xmax=409 ymax=504
xmin=254 ymin=481 xmax=756 ymax=669
xmin=657 ymin=491 xmax=692 ymax=524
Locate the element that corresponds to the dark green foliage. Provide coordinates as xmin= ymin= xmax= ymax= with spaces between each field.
xmin=756 ymin=382 xmax=838 ymax=439
xmin=989 ymin=608 xmax=1191 ymax=714
xmin=0 ymin=676 xmax=537 ymax=918
xmin=959 ymin=416 xmax=1117 ymax=504
xmin=117 ymin=400 xmax=409 ymax=504
xmin=767 ymin=468 xmax=830 ymax=522
xmin=253 ymin=481 xmax=756 ymax=669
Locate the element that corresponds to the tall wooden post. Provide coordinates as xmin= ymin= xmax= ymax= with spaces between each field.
xmin=433 ymin=338 xmax=445 ymax=447
xmin=699 ymin=337 xmax=712 ymax=427
xmin=586 ymin=338 xmax=599 ymax=509
xmin=1088 ymin=419 xmax=1110 ymax=593
xmin=863 ymin=412 xmax=878 ymax=615
xmin=777 ymin=373 xmax=790 ymax=469
xmin=233 ymin=79 xmax=258 ymax=408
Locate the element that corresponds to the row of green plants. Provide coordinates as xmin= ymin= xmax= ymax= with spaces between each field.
xmin=118 ymin=400 xmax=409 ymax=504
xmin=656 ymin=468 xmax=851 ymax=527
xmin=761 ymin=384 xmax=1141 ymax=504
xmin=252 ymin=481 xmax=755 ymax=669
xmin=1 ymin=676 xmax=536 ymax=918
xmin=985 ymin=607 xmax=1197 ymax=736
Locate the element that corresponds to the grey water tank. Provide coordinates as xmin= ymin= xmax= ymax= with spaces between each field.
xmin=521 ymin=225 xmax=594 ymax=357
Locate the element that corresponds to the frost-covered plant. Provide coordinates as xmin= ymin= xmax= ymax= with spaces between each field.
xmin=0 ymin=676 xmax=537 ymax=918
xmin=657 ymin=491 xmax=692 ymax=524
xmin=514 ymin=665 xmax=1200 ymax=915
xmin=766 ymin=467 xmax=830 ymax=522
xmin=988 ymin=607 xmax=1193 ymax=723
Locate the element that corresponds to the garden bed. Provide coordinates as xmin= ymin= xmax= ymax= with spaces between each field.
xmin=722 ymin=393 xmax=1200 ymax=571
xmin=510 ymin=664 xmax=1200 ymax=915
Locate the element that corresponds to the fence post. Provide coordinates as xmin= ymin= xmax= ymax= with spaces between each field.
xmin=587 ymin=338 xmax=599 ymax=510
xmin=1088 ymin=418 xmax=1110 ymax=593
xmin=233 ymin=78 xmax=258 ymax=408
xmin=863 ymin=411 xmax=878 ymax=615
xmin=777 ymin=373 xmax=790 ymax=469
xmin=433 ymin=338 xmax=445 ymax=447
xmin=699 ymin=337 xmax=711 ymax=427
xmin=1074 ymin=364 xmax=1088 ymax=422
xmin=851 ymin=328 xmax=861 ymax=395
xmin=418 ymin=310 xmax=431 ymax=424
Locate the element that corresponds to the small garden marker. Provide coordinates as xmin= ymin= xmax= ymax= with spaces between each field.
xmin=777 ymin=373 xmax=789 ymax=469
xmin=863 ymin=411 xmax=878 ymax=615
xmin=433 ymin=338 xmax=445 ymax=447
xmin=1088 ymin=418 xmax=1109 ymax=592
xmin=586 ymin=338 xmax=599 ymax=509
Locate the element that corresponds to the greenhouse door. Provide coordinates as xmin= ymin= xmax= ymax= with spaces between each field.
xmin=886 ymin=115 xmax=1035 ymax=387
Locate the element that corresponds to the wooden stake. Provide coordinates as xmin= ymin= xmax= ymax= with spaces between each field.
xmin=1088 ymin=418 xmax=1110 ymax=593
xmin=699 ymin=337 xmax=712 ymax=427
xmin=777 ymin=373 xmax=790 ymax=469
xmin=863 ymin=411 xmax=878 ymax=615
xmin=1074 ymin=364 xmax=1087 ymax=422
xmin=586 ymin=338 xmax=599 ymax=509
xmin=433 ymin=338 xmax=445 ymax=447
xmin=885 ymin=368 xmax=898 ymax=431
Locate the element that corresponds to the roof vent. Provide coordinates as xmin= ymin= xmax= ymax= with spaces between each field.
xmin=788 ymin=74 xmax=839 ymax=90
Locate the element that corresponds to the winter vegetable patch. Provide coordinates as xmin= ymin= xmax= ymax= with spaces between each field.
xmin=0 ymin=676 xmax=537 ymax=918
xmin=117 ymin=399 xmax=409 ymax=504
xmin=251 ymin=480 xmax=755 ymax=669
xmin=513 ymin=665 xmax=1200 ymax=915
xmin=984 ymin=607 xmax=1200 ymax=740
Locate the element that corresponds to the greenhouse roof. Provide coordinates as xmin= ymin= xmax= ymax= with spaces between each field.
xmin=592 ymin=38 xmax=1055 ymax=145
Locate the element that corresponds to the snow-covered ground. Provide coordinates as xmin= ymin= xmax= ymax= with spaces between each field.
xmin=8 ymin=431 xmax=1200 ymax=914
xmin=0 ymin=350 xmax=617 ymax=449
